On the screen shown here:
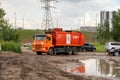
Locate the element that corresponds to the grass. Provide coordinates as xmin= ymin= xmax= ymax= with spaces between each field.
xmin=92 ymin=42 xmax=105 ymax=52
xmin=28 ymin=45 xmax=33 ymax=50
xmin=18 ymin=29 xmax=44 ymax=41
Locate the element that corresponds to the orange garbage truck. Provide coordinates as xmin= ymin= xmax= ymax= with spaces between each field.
xmin=32 ymin=28 xmax=85 ymax=55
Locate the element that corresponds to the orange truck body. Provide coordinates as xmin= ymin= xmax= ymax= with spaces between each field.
xmin=32 ymin=28 xmax=85 ymax=55
xmin=53 ymin=31 xmax=85 ymax=47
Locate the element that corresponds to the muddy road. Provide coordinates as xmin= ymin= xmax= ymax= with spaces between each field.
xmin=0 ymin=47 xmax=120 ymax=80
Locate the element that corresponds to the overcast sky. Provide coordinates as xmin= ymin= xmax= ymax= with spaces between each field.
xmin=1 ymin=0 xmax=120 ymax=30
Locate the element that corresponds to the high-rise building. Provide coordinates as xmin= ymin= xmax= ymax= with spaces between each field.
xmin=100 ymin=10 xmax=116 ymax=31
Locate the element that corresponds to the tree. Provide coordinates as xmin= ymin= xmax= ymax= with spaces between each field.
xmin=111 ymin=10 xmax=120 ymax=41
xmin=0 ymin=7 xmax=19 ymax=42
xmin=97 ymin=20 xmax=111 ymax=43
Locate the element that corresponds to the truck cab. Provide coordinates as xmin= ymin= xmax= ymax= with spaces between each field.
xmin=32 ymin=34 xmax=54 ymax=55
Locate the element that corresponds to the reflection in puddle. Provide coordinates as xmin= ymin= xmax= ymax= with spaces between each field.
xmin=64 ymin=59 xmax=120 ymax=78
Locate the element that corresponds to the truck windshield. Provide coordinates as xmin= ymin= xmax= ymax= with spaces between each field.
xmin=35 ymin=35 xmax=46 ymax=40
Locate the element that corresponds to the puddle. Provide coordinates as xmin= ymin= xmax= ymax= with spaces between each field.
xmin=62 ymin=59 xmax=120 ymax=78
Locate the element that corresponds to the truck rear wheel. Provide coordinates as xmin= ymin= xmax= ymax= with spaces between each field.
xmin=68 ymin=50 xmax=72 ymax=55
xmin=36 ymin=52 xmax=42 ymax=55
xmin=66 ymin=47 xmax=72 ymax=55
xmin=48 ymin=48 xmax=54 ymax=55
xmin=72 ymin=47 xmax=79 ymax=55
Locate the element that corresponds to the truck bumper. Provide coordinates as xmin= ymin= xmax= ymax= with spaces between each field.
xmin=33 ymin=47 xmax=48 ymax=53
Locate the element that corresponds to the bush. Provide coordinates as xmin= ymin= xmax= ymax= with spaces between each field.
xmin=1 ymin=41 xmax=22 ymax=53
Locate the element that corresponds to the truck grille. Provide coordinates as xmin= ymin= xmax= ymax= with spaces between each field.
xmin=35 ymin=45 xmax=41 ymax=50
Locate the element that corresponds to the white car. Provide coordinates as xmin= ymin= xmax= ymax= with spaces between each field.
xmin=105 ymin=42 xmax=120 ymax=53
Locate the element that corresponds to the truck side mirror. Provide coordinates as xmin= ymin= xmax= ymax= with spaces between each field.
xmin=47 ymin=37 xmax=51 ymax=41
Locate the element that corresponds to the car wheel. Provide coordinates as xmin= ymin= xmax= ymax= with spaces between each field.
xmin=92 ymin=49 xmax=96 ymax=52
xmin=108 ymin=52 xmax=112 ymax=56
xmin=113 ymin=52 xmax=119 ymax=56
xmin=82 ymin=49 xmax=86 ymax=52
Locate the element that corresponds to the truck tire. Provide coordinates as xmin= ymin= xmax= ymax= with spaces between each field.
xmin=68 ymin=50 xmax=72 ymax=55
xmin=113 ymin=52 xmax=119 ymax=56
xmin=72 ymin=47 xmax=79 ymax=55
xmin=36 ymin=52 xmax=42 ymax=55
xmin=67 ymin=47 xmax=72 ymax=55
xmin=48 ymin=48 xmax=54 ymax=55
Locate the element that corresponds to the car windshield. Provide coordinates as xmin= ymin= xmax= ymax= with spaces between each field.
xmin=35 ymin=35 xmax=46 ymax=40
xmin=84 ymin=43 xmax=91 ymax=46
xmin=111 ymin=42 xmax=120 ymax=45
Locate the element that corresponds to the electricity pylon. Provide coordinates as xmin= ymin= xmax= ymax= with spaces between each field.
xmin=40 ymin=0 xmax=56 ymax=30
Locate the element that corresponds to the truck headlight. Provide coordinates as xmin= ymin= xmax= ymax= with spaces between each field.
xmin=33 ymin=42 xmax=36 ymax=45
xmin=41 ymin=42 xmax=44 ymax=45
xmin=42 ymin=48 xmax=45 ymax=50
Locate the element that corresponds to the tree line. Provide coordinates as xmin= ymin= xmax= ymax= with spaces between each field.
xmin=1 ymin=6 xmax=120 ymax=43
xmin=97 ymin=10 xmax=120 ymax=43
xmin=0 ymin=7 xmax=19 ymax=42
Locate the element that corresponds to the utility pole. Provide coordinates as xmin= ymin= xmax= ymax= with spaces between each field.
xmin=95 ymin=13 xmax=98 ymax=42
xmin=77 ymin=19 xmax=80 ymax=31
xmin=0 ymin=2 xmax=1 ymax=7
xmin=84 ymin=16 xmax=86 ymax=26
xmin=14 ymin=12 xmax=17 ymax=29
xmin=40 ymin=0 xmax=56 ymax=30
xmin=96 ymin=13 xmax=98 ymax=27
xmin=56 ymin=13 xmax=58 ymax=28
xmin=22 ymin=16 xmax=24 ymax=29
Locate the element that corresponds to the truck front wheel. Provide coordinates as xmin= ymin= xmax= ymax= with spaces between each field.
xmin=48 ymin=48 xmax=54 ymax=55
xmin=36 ymin=52 xmax=42 ymax=55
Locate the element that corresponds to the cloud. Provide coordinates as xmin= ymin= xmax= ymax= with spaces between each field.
xmin=1 ymin=0 xmax=120 ymax=30
xmin=9 ymin=18 xmax=43 ymax=29
xmin=54 ymin=0 xmax=116 ymax=29
xmin=1 ymin=1 xmax=16 ymax=14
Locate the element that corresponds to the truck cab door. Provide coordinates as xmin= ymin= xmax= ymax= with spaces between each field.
xmin=46 ymin=36 xmax=53 ymax=49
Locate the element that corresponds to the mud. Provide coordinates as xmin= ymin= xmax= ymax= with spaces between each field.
xmin=0 ymin=47 xmax=120 ymax=80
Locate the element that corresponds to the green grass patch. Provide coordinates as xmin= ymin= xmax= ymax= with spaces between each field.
xmin=1 ymin=41 xmax=22 ymax=53
xmin=28 ymin=45 xmax=32 ymax=50
xmin=18 ymin=29 xmax=44 ymax=40
xmin=92 ymin=42 xmax=105 ymax=52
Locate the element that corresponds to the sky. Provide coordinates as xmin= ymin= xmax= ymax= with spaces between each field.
xmin=0 ymin=0 xmax=120 ymax=30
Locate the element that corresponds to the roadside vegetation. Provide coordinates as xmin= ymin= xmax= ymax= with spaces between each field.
xmin=94 ymin=10 xmax=120 ymax=52
xmin=1 ymin=41 xmax=22 ymax=53
xmin=92 ymin=43 xmax=105 ymax=52
xmin=0 ymin=7 xmax=22 ymax=53
xmin=97 ymin=9 xmax=120 ymax=44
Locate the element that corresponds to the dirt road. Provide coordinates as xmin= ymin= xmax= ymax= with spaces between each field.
xmin=0 ymin=47 xmax=120 ymax=80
